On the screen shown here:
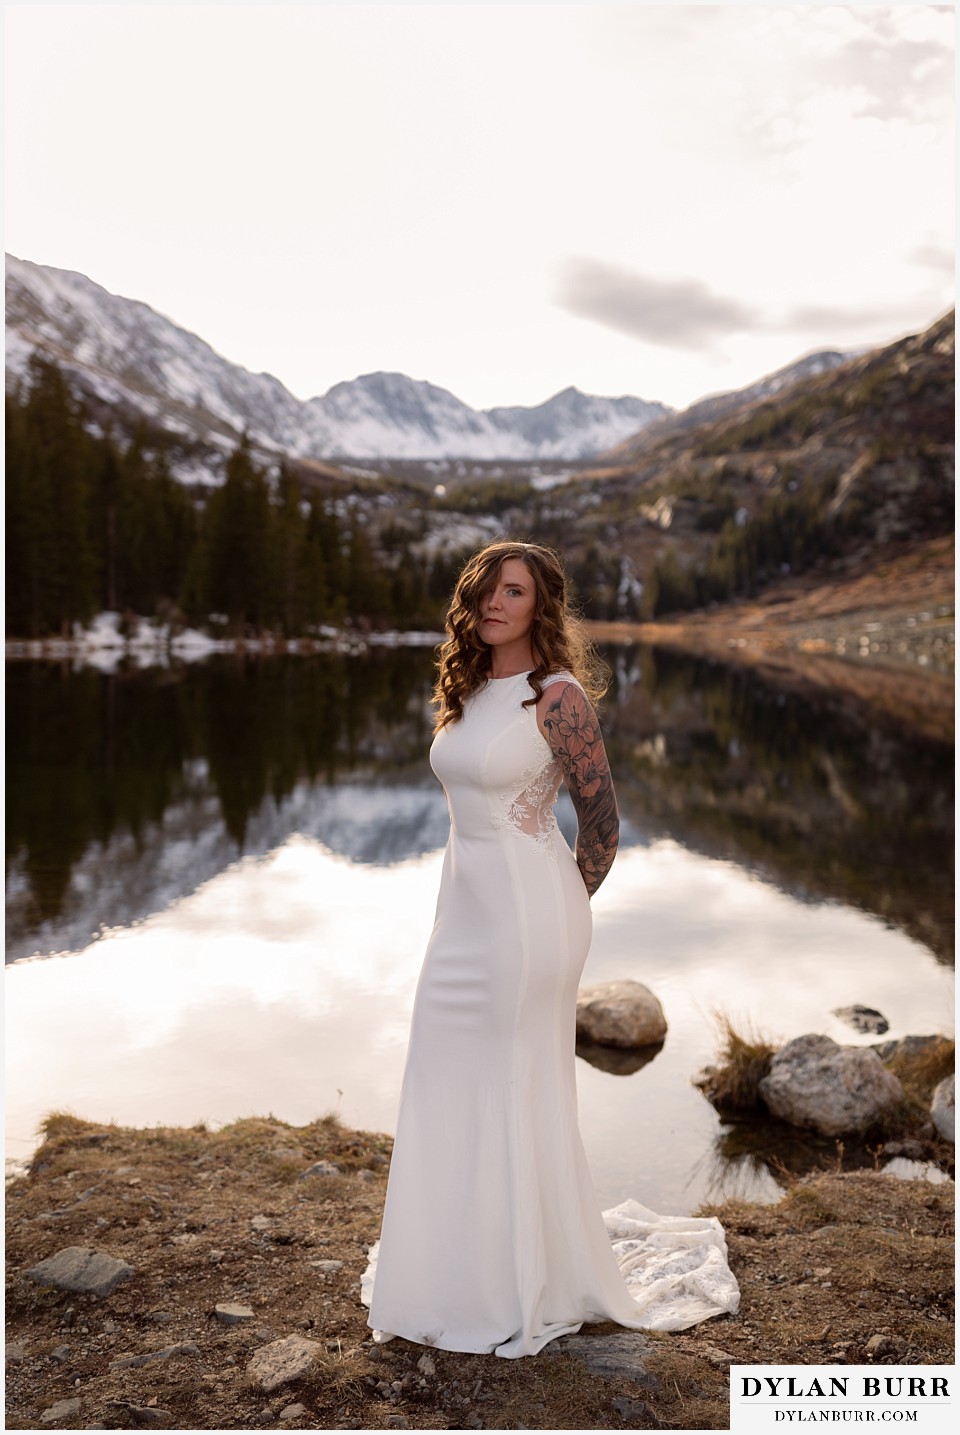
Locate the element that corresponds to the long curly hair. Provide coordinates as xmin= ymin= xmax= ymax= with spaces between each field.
xmin=432 ymin=541 xmax=608 ymax=730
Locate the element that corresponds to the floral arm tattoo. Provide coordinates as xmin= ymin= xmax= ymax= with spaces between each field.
xmin=541 ymin=684 xmax=620 ymax=897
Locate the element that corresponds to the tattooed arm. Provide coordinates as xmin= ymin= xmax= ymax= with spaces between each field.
xmin=537 ymin=682 xmax=620 ymax=898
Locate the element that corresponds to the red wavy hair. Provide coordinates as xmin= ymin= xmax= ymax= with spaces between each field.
xmin=432 ymin=541 xmax=608 ymax=730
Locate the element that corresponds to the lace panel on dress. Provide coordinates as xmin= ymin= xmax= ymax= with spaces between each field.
xmin=490 ymin=673 xmax=582 ymax=852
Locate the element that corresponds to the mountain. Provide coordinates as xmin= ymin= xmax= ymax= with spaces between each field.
xmin=4 ymin=254 xmax=669 ymax=462
xmin=607 ymin=348 xmax=856 ymax=458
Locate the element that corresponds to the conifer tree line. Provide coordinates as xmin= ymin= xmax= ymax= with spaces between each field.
xmin=5 ymin=358 xmax=456 ymax=638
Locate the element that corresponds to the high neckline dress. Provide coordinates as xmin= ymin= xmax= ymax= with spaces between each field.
xmin=364 ymin=672 xmax=738 ymax=1358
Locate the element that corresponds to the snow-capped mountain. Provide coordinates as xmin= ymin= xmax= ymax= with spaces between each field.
xmin=5 ymin=254 xmax=670 ymax=461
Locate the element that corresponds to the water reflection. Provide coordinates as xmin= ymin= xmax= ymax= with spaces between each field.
xmin=5 ymin=837 xmax=952 ymax=1212
xmin=6 ymin=647 xmax=953 ymax=965
xmin=5 ymin=645 xmax=954 ymax=1208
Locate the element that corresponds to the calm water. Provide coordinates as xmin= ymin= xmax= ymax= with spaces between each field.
xmin=5 ymin=647 xmax=954 ymax=1212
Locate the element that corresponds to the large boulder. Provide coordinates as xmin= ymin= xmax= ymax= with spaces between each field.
xmin=758 ymin=1034 xmax=906 ymax=1136
xmin=575 ymin=981 xmax=667 ymax=1050
xmin=931 ymin=1074 xmax=955 ymax=1143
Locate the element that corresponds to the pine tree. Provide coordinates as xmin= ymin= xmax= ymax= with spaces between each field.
xmin=202 ymin=436 xmax=272 ymax=632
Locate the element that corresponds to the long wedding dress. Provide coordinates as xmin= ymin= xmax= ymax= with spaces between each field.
xmin=363 ymin=671 xmax=738 ymax=1358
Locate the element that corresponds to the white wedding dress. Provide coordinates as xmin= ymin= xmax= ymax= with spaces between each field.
xmin=363 ymin=671 xmax=738 ymax=1358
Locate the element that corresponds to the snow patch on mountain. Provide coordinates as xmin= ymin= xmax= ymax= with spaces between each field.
xmin=5 ymin=253 xmax=670 ymax=461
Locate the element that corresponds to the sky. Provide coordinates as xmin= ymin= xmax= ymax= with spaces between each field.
xmin=3 ymin=2 xmax=955 ymax=413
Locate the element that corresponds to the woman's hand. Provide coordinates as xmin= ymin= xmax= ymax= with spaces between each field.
xmin=538 ymin=682 xmax=620 ymax=897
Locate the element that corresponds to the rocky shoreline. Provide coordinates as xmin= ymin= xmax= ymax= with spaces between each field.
xmin=5 ymin=1112 xmax=954 ymax=1431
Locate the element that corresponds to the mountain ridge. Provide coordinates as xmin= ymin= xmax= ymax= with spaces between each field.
xmin=4 ymin=254 xmax=671 ymax=462
xmin=7 ymin=252 xmax=862 ymax=466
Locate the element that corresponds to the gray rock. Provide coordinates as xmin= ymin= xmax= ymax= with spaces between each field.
xmin=872 ymin=1034 xmax=950 ymax=1064
xmin=26 ymin=1247 xmax=135 ymax=1297
xmin=309 ymin=1259 xmax=343 ymax=1274
xmin=866 ymin=1334 xmax=904 ymax=1359
xmin=40 ymin=1399 xmax=82 ymax=1424
xmin=247 ymin=1333 xmax=322 ymax=1392
xmin=298 ymin=1161 xmax=341 ymax=1180
xmin=417 ymin=1353 xmax=437 ymax=1377
xmin=109 ymin=1340 xmax=199 ymax=1371
xmin=931 ymin=1074 xmax=955 ymax=1143
xmin=279 ymin=1403 xmax=308 ymax=1422
xmin=6 ymin=1343 xmax=27 ymax=1364
xmin=834 ymin=1004 xmax=889 ymax=1035
xmin=104 ymin=1402 xmax=176 ymax=1428
xmin=556 ymin=1330 xmax=658 ymax=1388
xmin=575 ymin=981 xmax=667 ymax=1049
xmin=758 ymin=1034 xmax=906 ymax=1136
xmin=697 ymin=1343 xmax=737 ymax=1368
xmin=250 ymin=1215 xmax=272 ymax=1230
xmin=216 ymin=1302 xmax=256 ymax=1323
xmin=611 ymin=1396 xmax=653 ymax=1423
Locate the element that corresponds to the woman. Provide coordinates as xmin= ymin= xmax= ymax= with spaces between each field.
xmin=365 ymin=541 xmax=736 ymax=1358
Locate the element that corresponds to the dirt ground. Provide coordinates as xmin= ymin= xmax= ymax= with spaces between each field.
xmin=5 ymin=1113 xmax=954 ymax=1432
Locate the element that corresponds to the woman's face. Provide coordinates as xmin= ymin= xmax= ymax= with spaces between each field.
xmin=478 ymin=557 xmax=537 ymax=648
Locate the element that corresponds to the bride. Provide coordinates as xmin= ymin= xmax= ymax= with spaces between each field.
xmin=364 ymin=541 xmax=738 ymax=1358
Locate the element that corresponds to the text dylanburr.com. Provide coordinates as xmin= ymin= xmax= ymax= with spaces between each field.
xmin=730 ymin=1366 xmax=954 ymax=1433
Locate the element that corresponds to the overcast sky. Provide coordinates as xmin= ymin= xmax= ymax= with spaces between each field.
xmin=4 ymin=2 xmax=955 ymax=411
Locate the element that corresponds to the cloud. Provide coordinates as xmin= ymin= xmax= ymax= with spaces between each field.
xmin=555 ymin=260 xmax=761 ymax=352
xmin=781 ymin=297 xmax=951 ymax=338
xmin=908 ymin=243 xmax=954 ymax=276
xmin=825 ymin=10 xmax=954 ymax=124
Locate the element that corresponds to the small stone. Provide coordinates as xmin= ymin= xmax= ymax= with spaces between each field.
xmin=208 ymin=1249 xmax=225 ymax=1264
xmin=611 ymin=1397 xmax=650 ymax=1423
xmin=279 ymin=1403 xmax=308 ymax=1421
xmin=50 ymin=1344 xmax=73 ymax=1363
xmin=215 ymin=1302 xmax=256 ymax=1324
xmin=26 ymin=1247 xmax=135 ymax=1297
xmin=41 ymin=1399 xmax=82 ymax=1424
xmin=103 ymin=1404 xmax=175 ymax=1428
xmin=247 ymin=1333 xmax=322 ymax=1392
xmin=698 ymin=1343 xmax=736 ymax=1367
xmin=931 ymin=1074 xmax=955 ymax=1143
xmin=6 ymin=1343 xmax=26 ymax=1363
xmin=310 ymin=1259 xmax=343 ymax=1274
xmin=298 ymin=1161 xmax=341 ymax=1180
xmin=109 ymin=1340 xmax=199 ymax=1371
xmin=355 ymin=1169 xmax=375 ymax=1182
xmin=387 ymin=1418 xmax=409 ymax=1430
xmin=866 ymin=1334 xmax=902 ymax=1358
xmin=251 ymin=1215 xmax=272 ymax=1230
xmin=417 ymin=1353 xmax=437 ymax=1377
xmin=833 ymin=1004 xmax=889 ymax=1035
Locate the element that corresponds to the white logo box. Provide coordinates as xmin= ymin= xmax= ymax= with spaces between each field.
xmin=730 ymin=1365 xmax=955 ymax=1434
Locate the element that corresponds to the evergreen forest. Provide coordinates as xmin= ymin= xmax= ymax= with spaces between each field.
xmin=4 ymin=358 xmax=464 ymax=639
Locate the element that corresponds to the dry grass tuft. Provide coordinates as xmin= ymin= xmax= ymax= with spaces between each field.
xmin=885 ymin=1036 xmax=954 ymax=1104
xmin=694 ymin=1012 xmax=778 ymax=1110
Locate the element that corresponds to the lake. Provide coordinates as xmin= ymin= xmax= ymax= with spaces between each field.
xmin=5 ymin=645 xmax=954 ymax=1213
